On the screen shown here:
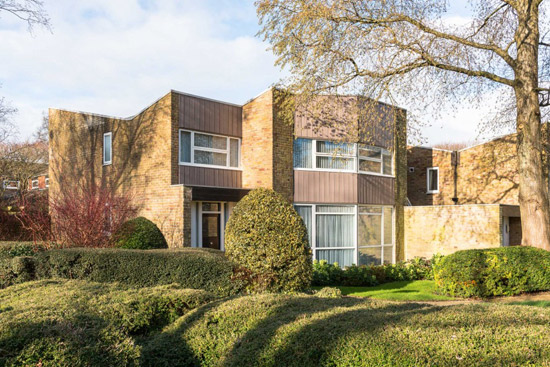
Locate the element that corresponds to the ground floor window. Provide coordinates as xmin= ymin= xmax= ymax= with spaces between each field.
xmin=191 ymin=201 xmax=235 ymax=251
xmin=294 ymin=204 xmax=394 ymax=267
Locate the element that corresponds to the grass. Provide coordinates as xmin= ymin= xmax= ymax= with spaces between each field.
xmin=505 ymin=300 xmax=550 ymax=308
xmin=3 ymin=280 xmax=550 ymax=366
xmin=316 ymin=280 xmax=455 ymax=301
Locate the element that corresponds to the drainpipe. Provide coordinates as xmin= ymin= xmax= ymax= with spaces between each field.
xmin=452 ymin=151 xmax=459 ymax=205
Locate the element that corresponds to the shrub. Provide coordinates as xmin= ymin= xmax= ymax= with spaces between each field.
xmin=35 ymin=248 xmax=241 ymax=296
xmin=312 ymin=256 xmax=439 ymax=287
xmin=225 ymin=188 xmax=312 ymax=293
xmin=434 ymin=247 xmax=550 ymax=298
xmin=315 ymin=287 xmax=342 ymax=298
xmin=112 ymin=217 xmax=168 ymax=250
xmin=50 ymin=186 xmax=137 ymax=248
xmin=16 ymin=191 xmax=53 ymax=244
xmin=0 ymin=242 xmax=43 ymax=288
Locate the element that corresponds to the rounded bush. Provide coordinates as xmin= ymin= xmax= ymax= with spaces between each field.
xmin=315 ymin=287 xmax=342 ymax=298
xmin=113 ymin=217 xmax=167 ymax=250
xmin=224 ymin=188 xmax=312 ymax=292
xmin=434 ymin=246 xmax=550 ymax=298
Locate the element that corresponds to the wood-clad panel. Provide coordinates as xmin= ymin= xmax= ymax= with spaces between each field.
xmin=357 ymin=175 xmax=395 ymax=205
xmin=294 ymin=170 xmax=357 ymax=203
xmin=180 ymin=166 xmax=242 ymax=188
xmin=177 ymin=93 xmax=242 ymax=137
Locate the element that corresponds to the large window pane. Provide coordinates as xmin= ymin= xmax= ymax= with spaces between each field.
xmin=180 ymin=131 xmax=191 ymax=163
xmin=103 ymin=133 xmax=112 ymax=164
xmin=316 ymin=214 xmax=354 ymax=248
xmin=428 ymin=168 xmax=439 ymax=192
xmin=358 ymin=247 xmax=381 ymax=266
xmin=229 ymin=138 xmax=239 ymax=167
xmin=359 ymin=159 xmax=381 ymax=173
xmin=383 ymin=154 xmax=392 ymax=175
xmin=293 ymin=138 xmax=312 ymax=168
xmin=194 ymin=151 xmax=227 ymax=166
xmin=194 ymin=133 xmax=227 ymax=150
xmin=316 ymin=156 xmax=354 ymax=170
xmin=358 ymin=214 xmax=382 ymax=246
xmin=294 ymin=206 xmax=312 ymax=246
xmin=359 ymin=145 xmax=381 ymax=159
xmin=316 ymin=205 xmax=354 ymax=213
xmin=383 ymin=246 xmax=393 ymax=264
xmin=317 ymin=249 xmax=354 ymax=267
xmin=316 ymin=141 xmax=355 ymax=155
xmin=384 ymin=207 xmax=393 ymax=245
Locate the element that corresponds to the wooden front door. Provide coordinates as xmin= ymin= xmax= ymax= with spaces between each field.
xmin=202 ymin=213 xmax=220 ymax=250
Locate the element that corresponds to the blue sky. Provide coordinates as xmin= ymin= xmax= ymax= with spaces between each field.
xmin=0 ymin=0 xmax=507 ymax=145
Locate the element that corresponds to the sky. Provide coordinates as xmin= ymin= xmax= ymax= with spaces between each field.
xmin=0 ymin=0 xmax=512 ymax=146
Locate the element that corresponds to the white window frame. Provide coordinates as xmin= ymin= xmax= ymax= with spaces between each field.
xmin=103 ymin=132 xmax=112 ymax=165
xmin=426 ymin=167 xmax=439 ymax=194
xmin=358 ymin=145 xmax=393 ymax=176
xmin=294 ymin=203 xmax=395 ymax=267
xmin=31 ymin=179 xmax=39 ymax=190
xmin=293 ymin=138 xmax=394 ymax=177
xmin=45 ymin=178 xmax=49 ymax=188
xmin=179 ymin=129 xmax=241 ymax=170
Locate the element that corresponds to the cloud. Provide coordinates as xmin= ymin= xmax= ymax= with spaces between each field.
xmin=0 ymin=0 xmax=282 ymax=138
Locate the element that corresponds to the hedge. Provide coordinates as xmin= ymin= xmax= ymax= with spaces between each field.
xmin=33 ymin=248 xmax=242 ymax=296
xmin=312 ymin=256 xmax=438 ymax=287
xmin=0 ymin=242 xmax=42 ymax=288
xmin=434 ymin=246 xmax=550 ymax=298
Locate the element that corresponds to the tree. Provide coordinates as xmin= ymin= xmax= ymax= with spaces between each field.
xmin=0 ymin=0 xmax=50 ymax=31
xmin=256 ymin=0 xmax=550 ymax=250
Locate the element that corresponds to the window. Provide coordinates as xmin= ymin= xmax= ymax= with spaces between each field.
xmin=31 ymin=180 xmax=39 ymax=190
xmin=179 ymin=130 xmax=240 ymax=169
xmin=295 ymin=204 xmax=394 ymax=267
xmin=45 ymin=178 xmax=49 ymax=188
xmin=103 ymin=132 xmax=112 ymax=165
xmin=293 ymin=138 xmax=393 ymax=176
xmin=2 ymin=180 xmax=19 ymax=190
xmin=427 ymin=167 xmax=439 ymax=194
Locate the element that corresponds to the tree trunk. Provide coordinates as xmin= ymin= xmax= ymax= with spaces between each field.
xmin=515 ymin=0 xmax=550 ymax=250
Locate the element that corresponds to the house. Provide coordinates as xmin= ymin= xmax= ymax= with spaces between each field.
xmin=49 ymin=88 xmax=408 ymax=266
xmin=405 ymin=129 xmax=550 ymax=259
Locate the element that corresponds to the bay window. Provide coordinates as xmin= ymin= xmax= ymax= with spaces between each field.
xmin=295 ymin=204 xmax=394 ymax=267
xmin=293 ymin=138 xmax=393 ymax=176
xmin=179 ymin=130 xmax=240 ymax=169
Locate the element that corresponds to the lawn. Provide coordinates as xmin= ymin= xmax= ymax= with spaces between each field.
xmin=505 ymin=300 xmax=550 ymax=308
xmin=3 ymin=280 xmax=550 ymax=366
xmin=317 ymin=280 xmax=455 ymax=301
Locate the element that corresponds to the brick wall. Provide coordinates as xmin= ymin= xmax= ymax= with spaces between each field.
xmin=407 ymin=147 xmax=456 ymax=206
xmin=405 ymin=204 xmax=502 ymax=259
xmin=49 ymin=92 xmax=187 ymax=248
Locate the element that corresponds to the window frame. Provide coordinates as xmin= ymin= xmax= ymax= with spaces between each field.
xmin=179 ymin=129 xmax=241 ymax=170
xmin=294 ymin=203 xmax=395 ymax=267
xmin=426 ymin=167 xmax=439 ymax=194
xmin=103 ymin=132 xmax=112 ymax=166
xmin=3 ymin=180 xmax=20 ymax=190
xmin=293 ymin=138 xmax=394 ymax=177
xmin=31 ymin=179 xmax=39 ymax=190
xmin=45 ymin=178 xmax=49 ymax=188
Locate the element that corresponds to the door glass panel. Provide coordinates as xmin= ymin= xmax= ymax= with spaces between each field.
xmin=358 ymin=214 xmax=382 ymax=246
xmin=202 ymin=203 xmax=220 ymax=212
xmin=202 ymin=213 xmax=220 ymax=250
xmin=383 ymin=246 xmax=393 ymax=264
xmin=384 ymin=207 xmax=393 ymax=245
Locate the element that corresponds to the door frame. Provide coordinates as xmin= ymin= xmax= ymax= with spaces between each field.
xmin=197 ymin=202 xmax=225 ymax=251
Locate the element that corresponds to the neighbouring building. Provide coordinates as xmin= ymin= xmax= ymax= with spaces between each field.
xmin=406 ymin=129 xmax=550 ymax=258
xmin=49 ymin=88 xmax=408 ymax=266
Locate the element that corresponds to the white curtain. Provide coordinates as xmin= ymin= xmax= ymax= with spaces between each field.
xmin=294 ymin=206 xmax=312 ymax=245
xmin=316 ymin=214 xmax=354 ymax=248
xmin=293 ymin=138 xmax=312 ymax=168
xmin=317 ymin=249 xmax=354 ymax=267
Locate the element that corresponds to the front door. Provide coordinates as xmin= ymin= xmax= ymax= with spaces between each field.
xmin=202 ymin=213 xmax=221 ymax=249
xmin=502 ymin=216 xmax=510 ymax=247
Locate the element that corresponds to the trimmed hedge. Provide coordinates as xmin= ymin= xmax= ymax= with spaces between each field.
xmin=225 ymin=188 xmax=312 ymax=293
xmin=0 ymin=242 xmax=42 ymax=288
xmin=434 ymin=246 xmax=550 ymax=298
xmin=113 ymin=217 xmax=168 ymax=250
xmin=34 ymin=248 xmax=241 ymax=296
xmin=312 ymin=256 xmax=438 ymax=287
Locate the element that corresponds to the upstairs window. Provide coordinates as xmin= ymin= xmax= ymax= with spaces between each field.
xmin=179 ymin=130 xmax=240 ymax=169
xmin=427 ymin=167 xmax=439 ymax=194
xmin=3 ymin=180 xmax=19 ymax=190
xmin=103 ymin=132 xmax=112 ymax=165
xmin=31 ymin=179 xmax=39 ymax=190
xmin=293 ymin=138 xmax=393 ymax=176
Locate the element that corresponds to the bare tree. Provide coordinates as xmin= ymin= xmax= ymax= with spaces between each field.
xmin=0 ymin=0 xmax=50 ymax=31
xmin=257 ymin=0 xmax=550 ymax=250
xmin=0 ymin=96 xmax=17 ymax=147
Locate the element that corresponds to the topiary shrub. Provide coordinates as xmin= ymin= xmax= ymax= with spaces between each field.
xmin=315 ymin=287 xmax=342 ymax=298
xmin=434 ymin=246 xmax=550 ymax=298
xmin=224 ymin=188 xmax=312 ymax=293
xmin=112 ymin=217 xmax=168 ymax=250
